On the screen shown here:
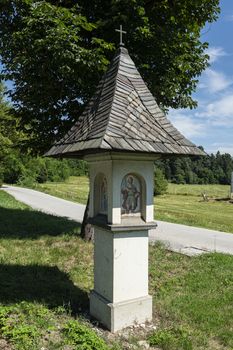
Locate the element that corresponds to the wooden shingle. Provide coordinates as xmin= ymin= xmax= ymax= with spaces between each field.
xmin=45 ymin=46 xmax=205 ymax=158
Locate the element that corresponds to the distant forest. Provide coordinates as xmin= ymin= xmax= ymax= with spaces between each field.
xmin=156 ymin=147 xmax=233 ymax=185
xmin=1 ymin=146 xmax=232 ymax=187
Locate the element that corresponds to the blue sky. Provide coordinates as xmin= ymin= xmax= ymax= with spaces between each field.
xmin=169 ymin=0 xmax=233 ymax=155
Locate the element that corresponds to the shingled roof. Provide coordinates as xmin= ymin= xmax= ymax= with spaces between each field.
xmin=45 ymin=46 xmax=204 ymax=158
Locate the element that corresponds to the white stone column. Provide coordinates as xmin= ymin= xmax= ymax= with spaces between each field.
xmin=85 ymin=152 xmax=156 ymax=332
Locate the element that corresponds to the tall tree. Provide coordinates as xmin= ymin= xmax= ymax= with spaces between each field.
xmin=0 ymin=83 xmax=15 ymax=161
xmin=0 ymin=0 xmax=113 ymax=152
xmin=156 ymin=151 xmax=233 ymax=185
xmin=0 ymin=82 xmax=27 ymax=154
xmin=0 ymin=0 xmax=220 ymax=153
xmin=0 ymin=81 xmax=24 ymax=183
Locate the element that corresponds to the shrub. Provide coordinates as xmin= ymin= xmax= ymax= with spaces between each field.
xmin=45 ymin=158 xmax=70 ymax=182
xmin=3 ymin=152 xmax=25 ymax=184
xmin=0 ymin=304 xmax=39 ymax=350
xmin=24 ymin=157 xmax=48 ymax=184
xmin=154 ymin=168 xmax=168 ymax=195
xmin=17 ymin=174 xmax=37 ymax=187
xmin=67 ymin=159 xmax=89 ymax=176
xmin=36 ymin=163 xmax=48 ymax=183
xmin=63 ymin=320 xmax=110 ymax=350
xmin=2 ymin=153 xmax=87 ymax=186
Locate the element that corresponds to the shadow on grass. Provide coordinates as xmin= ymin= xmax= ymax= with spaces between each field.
xmin=0 ymin=207 xmax=81 ymax=239
xmin=0 ymin=264 xmax=89 ymax=313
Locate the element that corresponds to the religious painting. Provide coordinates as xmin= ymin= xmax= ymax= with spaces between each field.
xmin=121 ymin=174 xmax=141 ymax=215
xmin=100 ymin=176 xmax=108 ymax=214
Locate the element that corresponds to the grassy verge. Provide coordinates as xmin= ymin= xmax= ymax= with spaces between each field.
xmin=0 ymin=190 xmax=232 ymax=349
xmin=149 ymin=244 xmax=233 ymax=350
xmin=31 ymin=176 xmax=233 ymax=233
xmin=155 ymin=183 xmax=233 ymax=233
xmin=166 ymin=183 xmax=230 ymax=198
xmin=32 ymin=176 xmax=89 ymax=205
xmin=155 ymin=192 xmax=233 ymax=233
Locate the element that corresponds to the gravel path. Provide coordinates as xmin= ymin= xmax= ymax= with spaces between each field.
xmin=2 ymin=185 xmax=233 ymax=256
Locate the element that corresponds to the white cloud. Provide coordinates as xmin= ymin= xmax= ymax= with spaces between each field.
xmin=207 ymin=143 xmax=233 ymax=156
xmin=201 ymin=94 xmax=233 ymax=118
xmin=206 ymin=46 xmax=227 ymax=64
xmin=197 ymin=94 xmax=233 ymax=126
xmin=168 ymin=110 xmax=205 ymax=138
xmin=217 ymin=147 xmax=233 ymax=156
xmin=200 ymin=68 xmax=232 ymax=93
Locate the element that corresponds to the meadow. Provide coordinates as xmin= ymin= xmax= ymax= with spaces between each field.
xmin=0 ymin=189 xmax=232 ymax=350
xmin=33 ymin=176 xmax=233 ymax=233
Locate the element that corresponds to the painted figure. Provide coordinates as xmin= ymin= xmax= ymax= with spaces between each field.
xmin=100 ymin=176 xmax=108 ymax=214
xmin=121 ymin=175 xmax=140 ymax=213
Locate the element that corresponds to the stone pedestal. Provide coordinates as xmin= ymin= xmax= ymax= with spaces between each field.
xmin=86 ymin=153 xmax=156 ymax=332
xmin=90 ymin=225 xmax=154 ymax=331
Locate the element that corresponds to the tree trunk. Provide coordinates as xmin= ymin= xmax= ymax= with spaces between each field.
xmin=80 ymin=192 xmax=94 ymax=241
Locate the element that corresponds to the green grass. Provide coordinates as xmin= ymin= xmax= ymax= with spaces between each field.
xmin=33 ymin=176 xmax=89 ymax=205
xmin=32 ymin=176 xmax=233 ymax=233
xmin=0 ymin=190 xmax=232 ymax=349
xmin=149 ymin=244 xmax=233 ymax=350
xmin=155 ymin=191 xmax=233 ymax=233
xmin=0 ymin=190 xmax=106 ymax=349
xmin=166 ymin=183 xmax=230 ymax=198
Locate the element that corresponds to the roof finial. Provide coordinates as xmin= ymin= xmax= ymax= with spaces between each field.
xmin=115 ymin=25 xmax=126 ymax=46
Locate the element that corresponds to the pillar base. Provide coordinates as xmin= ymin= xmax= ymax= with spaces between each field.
xmin=90 ymin=290 xmax=152 ymax=332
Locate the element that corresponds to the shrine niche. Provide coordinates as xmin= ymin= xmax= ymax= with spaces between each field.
xmin=121 ymin=174 xmax=141 ymax=216
xmin=94 ymin=173 xmax=108 ymax=216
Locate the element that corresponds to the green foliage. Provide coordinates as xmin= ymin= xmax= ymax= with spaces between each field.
xmin=0 ymin=304 xmax=43 ymax=350
xmin=63 ymin=320 xmax=110 ymax=350
xmin=3 ymin=151 xmax=26 ymax=184
xmin=148 ymin=327 xmax=192 ymax=350
xmin=45 ymin=158 xmax=70 ymax=182
xmin=154 ymin=168 xmax=168 ymax=195
xmin=67 ymin=159 xmax=89 ymax=177
xmin=0 ymin=0 xmax=114 ymax=152
xmin=0 ymin=81 xmax=28 ymax=184
xmin=0 ymin=83 xmax=12 ymax=161
xmin=0 ymin=0 xmax=220 ymax=152
xmin=156 ymin=151 xmax=233 ymax=185
xmin=0 ymin=301 xmax=112 ymax=350
xmin=1 ymin=152 xmax=88 ymax=185
xmin=0 ymin=83 xmax=17 ymax=162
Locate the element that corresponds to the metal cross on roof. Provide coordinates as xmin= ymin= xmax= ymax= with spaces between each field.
xmin=115 ymin=25 xmax=126 ymax=46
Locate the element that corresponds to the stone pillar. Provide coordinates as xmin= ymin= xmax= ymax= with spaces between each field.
xmin=85 ymin=153 xmax=156 ymax=332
